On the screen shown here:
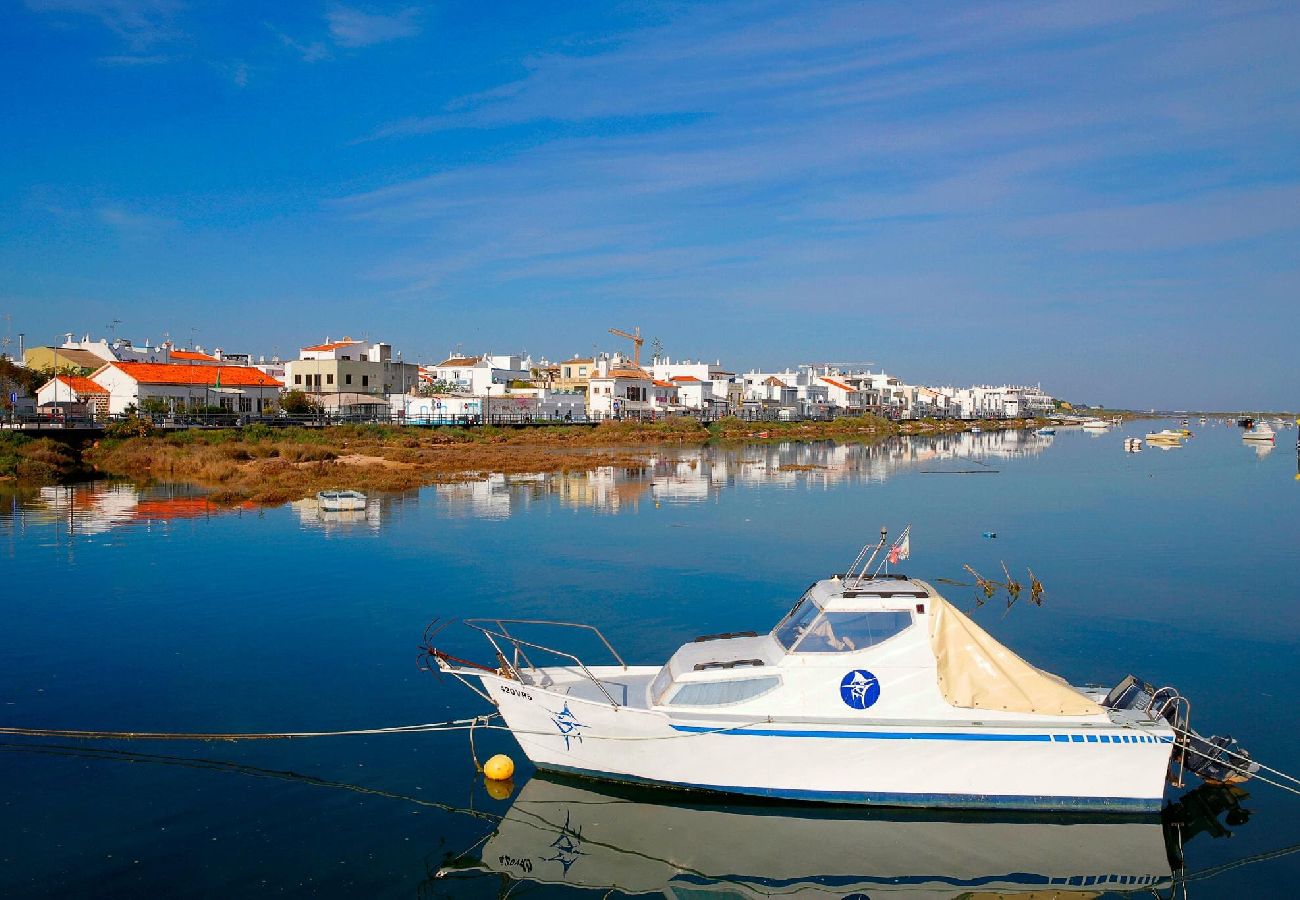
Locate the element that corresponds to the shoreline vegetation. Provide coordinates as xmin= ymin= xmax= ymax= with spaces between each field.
xmin=10 ymin=415 xmax=1047 ymax=502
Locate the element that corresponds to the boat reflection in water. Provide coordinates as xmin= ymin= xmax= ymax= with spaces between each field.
xmin=448 ymin=775 xmax=1253 ymax=898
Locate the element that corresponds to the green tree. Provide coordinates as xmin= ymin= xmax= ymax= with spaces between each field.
xmin=417 ymin=380 xmax=457 ymax=396
xmin=280 ymin=390 xmax=321 ymax=414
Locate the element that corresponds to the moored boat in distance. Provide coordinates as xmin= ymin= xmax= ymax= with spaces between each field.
xmin=1242 ymin=423 xmax=1276 ymax=443
xmin=428 ymin=531 xmax=1256 ymax=812
xmin=1124 ymin=437 xmax=1143 ymax=452
xmin=315 ymin=489 xmax=367 ymax=511
xmin=1146 ymin=429 xmax=1184 ymax=445
xmin=1035 ymin=426 xmax=1057 ymax=436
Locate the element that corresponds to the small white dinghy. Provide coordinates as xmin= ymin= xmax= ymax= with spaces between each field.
xmin=315 ymin=489 xmax=367 ymax=512
xmin=429 ymin=530 xmax=1256 ymax=812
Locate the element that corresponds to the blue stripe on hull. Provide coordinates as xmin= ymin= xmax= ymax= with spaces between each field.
xmin=536 ymin=763 xmax=1163 ymax=813
xmin=669 ymin=724 xmax=1174 ymax=744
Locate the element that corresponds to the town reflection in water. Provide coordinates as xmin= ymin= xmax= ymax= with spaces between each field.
xmin=0 ymin=430 xmax=1049 ymax=534
xmin=434 ymin=429 xmax=1049 ymax=519
xmin=1 ymin=482 xmax=256 ymax=536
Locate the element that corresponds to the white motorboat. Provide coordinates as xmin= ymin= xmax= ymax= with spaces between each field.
xmin=1081 ymin=419 xmax=1109 ymax=431
xmin=1242 ymin=424 xmax=1276 ymax=442
xmin=1146 ymin=429 xmax=1184 ymax=445
xmin=453 ymin=774 xmax=1223 ymax=898
xmin=1035 ymin=426 xmax=1057 ymax=436
xmin=1124 ymin=437 xmax=1144 ymax=452
xmin=429 ymin=533 xmax=1255 ymax=812
xmin=315 ymin=489 xmax=367 ymax=511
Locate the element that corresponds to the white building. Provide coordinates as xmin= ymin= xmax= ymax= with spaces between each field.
xmin=90 ymin=361 xmax=283 ymax=416
xmin=36 ymin=374 xmax=110 ymax=419
xmin=667 ymin=375 xmax=713 ymax=411
xmin=588 ymin=360 xmax=654 ymax=419
xmin=285 ymin=337 xmax=420 ymax=408
xmin=818 ymin=375 xmax=869 ymax=410
xmin=423 ymin=353 xmax=532 ymax=396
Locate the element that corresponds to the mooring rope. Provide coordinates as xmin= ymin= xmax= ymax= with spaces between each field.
xmin=0 ymin=716 xmax=495 ymax=741
xmin=0 ymin=716 xmax=760 ymax=743
xmin=1158 ymin=725 xmax=1300 ymax=799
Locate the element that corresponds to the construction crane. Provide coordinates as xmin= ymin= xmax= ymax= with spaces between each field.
xmin=608 ymin=326 xmax=645 ymax=368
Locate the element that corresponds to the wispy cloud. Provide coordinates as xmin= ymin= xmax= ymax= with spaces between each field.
xmin=269 ymin=24 xmax=330 ymax=63
xmin=26 ymin=0 xmax=183 ymax=50
xmin=98 ymin=205 xmax=176 ymax=238
xmin=326 ymin=4 xmax=420 ymax=49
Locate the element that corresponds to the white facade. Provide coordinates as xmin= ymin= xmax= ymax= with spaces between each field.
xmin=425 ymin=353 xmax=531 ymax=396
xmin=588 ymin=360 xmax=654 ymax=419
xmin=91 ymin=362 xmax=282 ymax=416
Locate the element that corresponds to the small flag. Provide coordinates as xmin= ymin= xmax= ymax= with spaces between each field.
xmin=888 ymin=531 xmax=910 ymax=564
xmin=215 ymin=368 xmax=222 ymax=389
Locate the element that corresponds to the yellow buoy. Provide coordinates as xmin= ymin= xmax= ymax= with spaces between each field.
xmin=484 ymin=778 xmax=514 ymax=800
xmin=483 ymin=753 xmax=515 ymax=782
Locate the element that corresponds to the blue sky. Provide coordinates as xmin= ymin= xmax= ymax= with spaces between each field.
xmin=2 ymin=1 xmax=1298 ymax=408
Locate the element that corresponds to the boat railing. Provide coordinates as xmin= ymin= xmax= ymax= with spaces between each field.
xmin=462 ymin=618 xmax=628 ymax=708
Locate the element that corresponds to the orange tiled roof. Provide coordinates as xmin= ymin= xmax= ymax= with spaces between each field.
xmin=820 ymin=376 xmax=855 ymax=392
xmin=652 ymin=379 xmax=678 ymax=389
xmin=605 ymin=367 xmax=650 ymax=379
xmin=169 ymin=349 xmax=217 ymax=361
xmin=670 ymin=375 xmax=701 ymax=382
xmin=112 ymin=362 xmax=282 ymax=387
xmin=302 ymin=339 xmax=363 ymax=352
xmin=51 ymin=375 xmax=108 ymax=394
xmin=435 ymin=356 xmax=483 ymax=367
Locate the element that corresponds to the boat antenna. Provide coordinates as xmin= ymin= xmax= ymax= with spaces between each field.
xmin=846 ymin=527 xmax=889 ymax=587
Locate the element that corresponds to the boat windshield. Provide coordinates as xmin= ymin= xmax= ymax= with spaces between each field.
xmin=773 ymin=594 xmax=820 ymax=650
xmin=792 ymin=610 xmax=912 ymax=653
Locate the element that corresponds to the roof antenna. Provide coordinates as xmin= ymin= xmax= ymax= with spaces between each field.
xmin=846 ymin=527 xmax=889 ymax=587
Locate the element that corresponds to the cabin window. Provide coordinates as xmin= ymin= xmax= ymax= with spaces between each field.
xmin=773 ymin=594 xmax=819 ymax=650
xmin=793 ymin=611 xmax=913 ymax=653
xmin=667 ymin=676 xmax=781 ymax=707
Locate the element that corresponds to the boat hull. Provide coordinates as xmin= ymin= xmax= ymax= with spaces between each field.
xmin=475 ymin=671 xmax=1174 ymax=813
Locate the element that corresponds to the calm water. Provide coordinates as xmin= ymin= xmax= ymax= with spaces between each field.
xmin=1 ymin=421 xmax=1297 ymax=897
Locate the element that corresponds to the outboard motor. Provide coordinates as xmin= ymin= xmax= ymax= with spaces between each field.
xmin=1104 ymin=675 xmax=1259 ymax=787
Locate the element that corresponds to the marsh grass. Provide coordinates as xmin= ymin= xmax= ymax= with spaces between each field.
xmin=81 ymin=415 xmax=1030 ymax=503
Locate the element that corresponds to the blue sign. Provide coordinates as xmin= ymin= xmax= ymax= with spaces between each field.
xmin=839 ymin=670 xmax=881 ymax=709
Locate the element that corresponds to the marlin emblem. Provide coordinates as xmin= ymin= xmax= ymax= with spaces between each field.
xmin=846 ymin=671 xmax=878 ymax=705
xmin=550 ymin=702 xmax=584 ymax=750
xmin=541 ymin=810 xmax=586 ymax=875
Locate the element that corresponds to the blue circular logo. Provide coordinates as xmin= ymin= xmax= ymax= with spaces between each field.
xmin=840 ymin=670 xmax=881 ymax=709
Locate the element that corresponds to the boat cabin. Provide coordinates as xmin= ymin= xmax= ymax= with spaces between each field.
xmin=645 ymin=574 xmax=1103 ymax=722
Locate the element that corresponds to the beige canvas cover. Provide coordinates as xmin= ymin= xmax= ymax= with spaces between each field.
xmin=929 ymin=594 xmax=1104 ymax=717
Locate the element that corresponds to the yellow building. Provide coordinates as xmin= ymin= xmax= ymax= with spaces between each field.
xmin=24 ymin=346 xmax=110 ymax=374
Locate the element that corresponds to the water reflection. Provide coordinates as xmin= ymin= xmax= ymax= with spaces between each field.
xmin=1 ymin=483 xmax=252 ymax=536
xmin=290 ymin=490 xmax=419 ymax=532
xmin=447 ymin=775 xmax=1261 ymax=898
xmin=434 ymin=430 xmax=1050 ymax=518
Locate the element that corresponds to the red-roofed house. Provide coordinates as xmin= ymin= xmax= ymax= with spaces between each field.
xmin=588 ymin=362 xmax=653 ymax=419
xmin=668 ymin=375 xmax=714 ymax=411
xmin=651 ymin=379 xmax=681 ymax=412
xmin=93 ymin=361 xmax=283 ymax=416
xmin=36 ymin=374 xmax=110 ymax=420
xmin=819 ymin=376 xmax=868 ymax=410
